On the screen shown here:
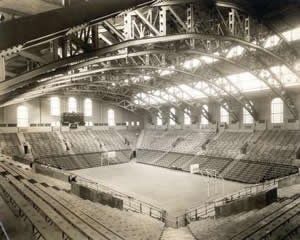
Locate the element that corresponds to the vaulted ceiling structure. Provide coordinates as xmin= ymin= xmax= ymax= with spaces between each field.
xmin=0 ymin=0 xmax=300 ymax=121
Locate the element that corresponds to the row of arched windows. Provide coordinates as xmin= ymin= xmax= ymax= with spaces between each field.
xmin=157 ymin=98 xmax=284 ymax=125
xmin=50 ymin=97 xmax=93 ymax=117
xmin=15 ymin=98 xmax=284 ymax=127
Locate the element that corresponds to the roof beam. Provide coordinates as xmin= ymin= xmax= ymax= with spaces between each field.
xmin=0 ymin=0 xmax=154 ymax=54
xmin=19 ymin=51 xmax=48 ymax=64
xmin=2 ymin=33 xmax=295 ymax=91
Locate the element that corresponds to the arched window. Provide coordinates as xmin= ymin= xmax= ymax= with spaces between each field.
xmin=201 ymin=105 xmax=209 ymax=125
xmin=271 ymin=98 xmax=283 ymax=123
xmin=108 ymin=109 xmax=115 ymax=126
xmin=220 ymin=106 xmax=229 ymax=124
xmin=85 ymin=121 xmax=93 ymax=126
xmin=169 ymin=107 xmax=176 ymax=126
xmin=184 ymin=108 xmax=191 ymax=125
xmin=17 ymin=106 xmax=28 ymax=127
xmin=243 ymin=102 xmax=254 ymax=124
xmin=51 ymin=121 xmax=60 ymax=127
xmin=157 ymin=112 xmax=163 ymax=126
xmin=50 ymin=97 xmax=60 ymax=116
xmin=68 ymin=97 xmax=77 ymax=113
xmin=84 ymin=98 xmax=92 ymax=117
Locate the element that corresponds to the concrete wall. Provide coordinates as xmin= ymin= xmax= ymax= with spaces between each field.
xmin=0 ymin=96 xmax=143 ymax=129
xmin=215 ymin=188 xmax=278 ymax=217
xmin=71 ymin=182 xmax=123 ymax=209
xmin=33 ymin=163 xmax=70 ymax=182
xmin=278 ymin=172 xmax=300 ymax=188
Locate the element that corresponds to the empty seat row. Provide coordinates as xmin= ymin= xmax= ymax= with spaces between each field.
xmin=189 ymin=195 xmax=300 ymax=240
xmin=0 ymin=160 xmax=165 ymax=240
xmin=39 ymin=151 xmax=131 ymax=170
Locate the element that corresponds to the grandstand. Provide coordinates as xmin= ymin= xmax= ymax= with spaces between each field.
xmin=0 ymin=0 xmax=299 ymax=239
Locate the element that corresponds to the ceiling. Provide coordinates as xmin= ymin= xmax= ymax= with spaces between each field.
xmin=0 ymin=0 xmax=300 ymax=121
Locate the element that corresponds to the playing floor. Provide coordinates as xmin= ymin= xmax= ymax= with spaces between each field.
xmin=72 ymin=162 xmax=246 ymax=216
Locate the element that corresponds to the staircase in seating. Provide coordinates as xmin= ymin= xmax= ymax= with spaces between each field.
xmin=220 ymin=158 xmax=241 ymax=177
xmin=153 ymin=131 xmax=193 ymax=165
xmin=161 ymin=227 xmax=195 ymax=240
xmin=136 ymin=129 xmax=144 ymax=149
xmin=54 ymin=131 xmax=73 ymax=153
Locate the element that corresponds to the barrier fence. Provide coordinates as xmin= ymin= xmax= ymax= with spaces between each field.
xmin=36 ymin=162 xmax=279 ymax=228
xmin=171 ymin=179 xmax=278 ymax=227
xmin=75 ymin=175 xmax=166 ymax=222
xmin=5 ymin=155 xmax=281 ymax=228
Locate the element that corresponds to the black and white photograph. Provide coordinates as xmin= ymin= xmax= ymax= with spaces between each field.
xmin=0 ymin=0 xmax=299 ymax=239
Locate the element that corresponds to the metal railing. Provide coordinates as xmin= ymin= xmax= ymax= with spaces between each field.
xmin=75 ymin=175 xmax=166 ymax=222
xmin=172 ymin=179 xmax=278 ymax=227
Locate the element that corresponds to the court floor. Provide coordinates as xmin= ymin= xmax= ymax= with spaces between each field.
xmin=72 ymin=162 xmax=246 ymax=215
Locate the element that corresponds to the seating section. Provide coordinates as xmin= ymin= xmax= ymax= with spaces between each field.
xmin=117 ymin=129 xmax=140 ymax=148
xmin=136 ymin=150 xmax=165 ymax=164
xmin=137 ymin=129 xmax=300 ymax=183
xmin=17 ymin=130 xmax=133 ymax=170
xmin=0 ymin=160 xmax=165 ymax=240
xmin=140 ymin=129 xmax=178 ymax=151
xmin=206 ymin=131 xmax=252 ymax=159
xmin=140 ymin=129 xmax=215 ymax=153
xmin=0 ymin=133 xmax=22 ymax=157
xmin=224 ymin=160 xmax=298 ymax=184
xmin=243 ymin=130 xmax=300 ymax=165
xmin=93 ymin=130 xmax=131 ymax=151
xmin=39 ymin=151 xmax=130 ymax=170
xmin=189 ymin=194 xmax=300 ymax=240
xmin=24 ymin=132 xmax=66 ymax=157
xmin=171 ymin=155 xmax=194 ymax=169
xmin=180 ymin=155 xmax=232 ymax=174
xmin=153 ymin=153 xmax=183 ymax=168
xmin=172 ymin=131 xmax=215 ymax=154
xmin=61 ymin=131 xmax=100 ymax=153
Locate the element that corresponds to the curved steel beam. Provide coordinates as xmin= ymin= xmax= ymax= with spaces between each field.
xmin=2 ymin=33 xmax=295 ymax=92
xmin=0 ymin=0 xmax=154 ymax=54
xmin=4 ymin=46 xmax=295 ymax=119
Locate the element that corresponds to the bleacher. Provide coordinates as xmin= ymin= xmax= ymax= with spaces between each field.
xmin=189 ymin=194 xmax=300 ymax=240
xmin=61 ymin=131 xmax=100 ymax=153
xmin=39 ymin=151 xmax=131 ymax=170
xmin=117 ymin=129 xmax=140 ymax=148
xmin=0 ymin=159 xmax=165 ymax=240
xmin=171 ymin=130 xmax=215 ymax=154
xmin=206 ymin=131 xmax=252 ymax=159
xmin=24 ymin=132 xmax=66 ymax=158
xmin=93 ymin=129 xmax=131 ymax=151
xmin=136 ymin=150 xmax=164 ymax=165
xmin=242 ymin=130 xmax=300 ymax=165
xmin=137 ymin=129 xmax=299 ymax=184
xmin=0 ymin=133 xmax=22 ymax=157
xmin=4 ymin=130 xmax=133 ymax=171
xmin=140 ymin=129 xmax=186 ymax=151
xmin=153 ymin=152 xmax=183 ymax=168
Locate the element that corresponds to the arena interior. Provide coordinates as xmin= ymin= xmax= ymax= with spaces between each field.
xmin=0 ymin=0 xmax=300 ymax=239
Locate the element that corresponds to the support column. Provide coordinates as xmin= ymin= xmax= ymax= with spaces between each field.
xmin=0 ymin=57 xmax=4 ymax=82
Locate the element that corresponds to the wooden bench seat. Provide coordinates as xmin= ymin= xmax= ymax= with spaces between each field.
xmin=0 ymin=175 xmax=61 ymax=240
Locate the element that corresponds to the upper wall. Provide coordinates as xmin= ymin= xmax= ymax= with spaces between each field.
xmin=0 ymin=96 xmax=143 ymax=128
xmin=144 ymin=91 xmax=300 ymax=130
